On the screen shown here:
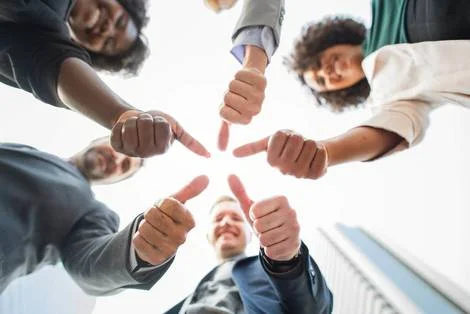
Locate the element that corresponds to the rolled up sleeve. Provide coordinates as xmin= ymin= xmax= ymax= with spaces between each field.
xmin=360 ymin=100 xmax=432 ymax=158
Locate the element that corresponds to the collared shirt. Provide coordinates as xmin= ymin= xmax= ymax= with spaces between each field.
xmin=179 ymin=254 xmax=246 ymax=314
xmin=359 ymin=40 xmax=470 ymax=157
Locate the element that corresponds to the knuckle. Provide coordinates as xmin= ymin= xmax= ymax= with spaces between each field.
xmin=228 ymin=80 xmax=238 ymax=91
xmin=177 ymin=232 xmax=187 ymax=245
xmin=241 ymin=116 xmax=252 ymax=125
xmin=273 ymin=130 xmax=285 ymax=140
xmin=276 ymin=195 xmax=289 ymax=206
xmin=252 ymin=219 xmax=262 ymax=232
xmin=258 ymin=234 xmax=268 ymax=246
xmin=292 ymin=223 xmax=301 ymax=234
xmin=267 ymin=154 xmax=277 ymax=166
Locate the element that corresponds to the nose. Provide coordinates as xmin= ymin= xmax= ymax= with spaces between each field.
xmin=100 ymin=19 xmax=114 ymax=36
xmin=220 ymin=216 xmax=233 ymax=227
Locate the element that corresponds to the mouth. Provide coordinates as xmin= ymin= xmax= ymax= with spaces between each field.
xmin=217 ymin=230 xmax=238 ymax=239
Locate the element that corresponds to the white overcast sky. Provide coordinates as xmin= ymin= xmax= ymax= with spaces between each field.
xmin=1 ymin=1 xmax=469 ymax=313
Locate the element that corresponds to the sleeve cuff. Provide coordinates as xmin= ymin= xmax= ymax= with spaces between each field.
xmin=231 ymin=26 xmax=276 ymax=64
xmin=359 ymin=110 xmax=416 ymax=160
xmin=260 ymin=244 xmax=307 ymax=280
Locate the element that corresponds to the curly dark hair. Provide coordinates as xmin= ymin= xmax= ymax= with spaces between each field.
xmin=285 ymin=16 xmax=370 ymax=112
xmin=88 ymin=0 xmax=150 ymax=76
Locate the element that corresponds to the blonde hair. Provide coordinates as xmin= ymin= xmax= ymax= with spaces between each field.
xmin=210 ymin=195 xmax=238 ymax=213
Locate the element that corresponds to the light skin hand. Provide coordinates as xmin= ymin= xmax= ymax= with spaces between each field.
xmin=228 ymin=174 xmax=301 ymax=261
xmin=217 ymin=45 xmax=268 ymax=151
xmin=133 ymin=175 xmax=210 ymax=266
xmin=233 ymin=130 xmax=328 ymax=180
xmin=111 ymin=110 xmax=211 ymax=158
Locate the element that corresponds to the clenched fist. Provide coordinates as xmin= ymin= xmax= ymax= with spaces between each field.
xmin=133 ymin=175 xmax=210 ymax=266
xmin=228 ymin=174 xmax=301 ymax=261
xmin=233 ymin=130 xmax=329 ymax=180
xmin=218 ymin=68 xmax=267 ymax=151
xmin=111 ymin=110 xmax=210 ymax=158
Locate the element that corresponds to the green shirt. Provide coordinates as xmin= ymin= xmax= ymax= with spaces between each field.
xmin=363 ymin=0 xmax=409 ymax=56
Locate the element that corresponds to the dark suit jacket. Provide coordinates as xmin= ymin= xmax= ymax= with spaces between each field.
xmin=165 ymin=243 xmax=333 ymax=314
xmin=0 ymin=143 xmax=172 ymax=296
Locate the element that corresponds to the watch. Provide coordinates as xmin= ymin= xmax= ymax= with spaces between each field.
xmin=262 ymin=248 xmax=302 ymax=273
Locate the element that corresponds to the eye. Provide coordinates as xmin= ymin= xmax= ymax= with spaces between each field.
xmin=316 ymin=76 xmax=326 ymax=86
xmin=116 ymin=14 xmax=126 ymax=30
xmin=232 ymin=215 xmax=243 ymax=222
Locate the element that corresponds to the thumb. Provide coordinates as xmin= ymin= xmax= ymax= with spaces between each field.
xmin=217 ymin=120 xmax=230 ymax=151
xmin=228 ymin=174 xmax=254 ymax=224
xmin=171 ymin=175 xmax=210 ymax=203
xmin=232 ymin=136 xmax=269 ymax=157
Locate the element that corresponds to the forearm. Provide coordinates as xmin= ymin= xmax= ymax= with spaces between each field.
xmin=61 ymin=213 xmax=171 ymax=296
xmin=243 ymin=45 xmax=268 ymax=73
xmin=323 ymin=126 xmax=404 ymax=166
xmin=57 ymin=58 xmax=135 ymax=129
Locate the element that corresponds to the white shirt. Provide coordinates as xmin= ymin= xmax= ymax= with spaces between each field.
xmin=360 ymin=40 xmax=470 ymax=156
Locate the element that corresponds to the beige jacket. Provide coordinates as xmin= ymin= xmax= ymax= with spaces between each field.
xmin=360 ymin=40 xmax=470 ymax=155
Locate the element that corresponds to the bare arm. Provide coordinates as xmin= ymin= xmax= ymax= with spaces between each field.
xmin=57 ymin=58 xmax=134 ymax=129
xmin=323 ymin=126 xmax=403 ymax=166
xmin=57 ymin=58 xmax=209 ymax=158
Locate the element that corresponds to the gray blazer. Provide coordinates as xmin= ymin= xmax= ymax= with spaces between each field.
xmin=0 ymin=143 xmax=172 ymax=296
xmin=233 ymin=0 xmax=285 ymax=46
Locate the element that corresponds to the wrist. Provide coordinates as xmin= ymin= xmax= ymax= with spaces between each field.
xmin=320 ymin=140 xmax=333 ymax=167
xmin=261 ymin=248 xmax=302 ymax=273
xmin=243 ymin=45 xmax=268 ymax=74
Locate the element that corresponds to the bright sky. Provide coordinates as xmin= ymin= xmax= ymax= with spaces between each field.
xmin=1 ymin=1 xmax=470 ymax=313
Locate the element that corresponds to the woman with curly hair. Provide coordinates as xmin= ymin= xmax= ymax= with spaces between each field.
xmin=232 ymin=0 xmax=470 ymax=180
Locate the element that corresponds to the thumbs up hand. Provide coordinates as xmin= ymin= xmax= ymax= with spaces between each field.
xmin=133 ymin=175 xmax=210 ymax=266
xmin=228 ymin=174 xmax=301 ymax=261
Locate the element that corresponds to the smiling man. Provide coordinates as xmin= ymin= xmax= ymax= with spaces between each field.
xmin=165 ymin=175 xmax=333 ymax=314
xmin=0 ymin=137 xmax=210 ymax=296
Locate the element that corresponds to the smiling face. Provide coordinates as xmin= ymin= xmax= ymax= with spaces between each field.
xmin=208 ymin=199 xmax=249 ymax=260
xmin=68 ymin=0 xmax=138 ymax=56
xmin=302 ymin=44 xmax=365 ymax=92
xmin=75 ymin=137 xmax=143 ymax=184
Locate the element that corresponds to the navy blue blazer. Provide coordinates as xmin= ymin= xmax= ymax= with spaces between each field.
xmin=165 ymin=243 xmax=333 ymax=314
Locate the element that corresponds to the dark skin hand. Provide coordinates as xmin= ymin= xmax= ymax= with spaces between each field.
xmin=58 ymin=58 xmax=210 ymax=158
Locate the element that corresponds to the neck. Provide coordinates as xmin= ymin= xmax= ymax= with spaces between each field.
xmin=216 ymin=250 xmax=246 ymax=264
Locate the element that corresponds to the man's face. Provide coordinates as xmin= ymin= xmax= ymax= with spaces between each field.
xmin=68 ymin=0 xmax=138 ymax=56
xmin=81 ymin=138 xmax=143 ymax=184
xmin=208 ymin=201 xmax=249 ymax=259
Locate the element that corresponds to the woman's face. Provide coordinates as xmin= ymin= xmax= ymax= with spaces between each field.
xmin=302 ymin=44 xmax=365 ymax=92
xmin=68 ymin=0 xmax=138 ymax=56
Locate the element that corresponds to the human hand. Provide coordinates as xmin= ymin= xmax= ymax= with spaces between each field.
xmin=228 ymin=174 xmax=301 ymax=261
xmin=133 ymin=175 xmax=210 ymax=265
xmin=111 ymin=110 xmax=211 ymax=158
xmin=218 ymin=67 xmax=266 ymax=151
xmin=233 ymin=130 xmax=328 ymax=180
